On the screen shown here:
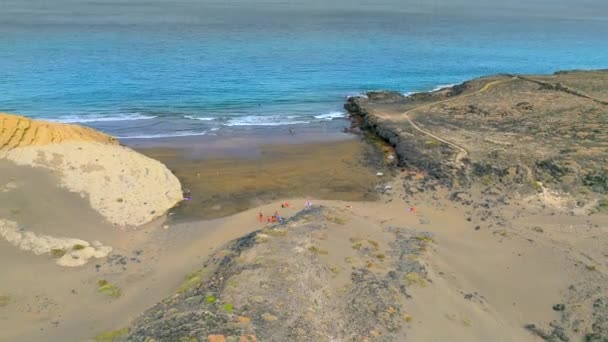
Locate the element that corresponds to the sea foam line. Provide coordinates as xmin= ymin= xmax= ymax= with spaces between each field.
xmin=183 ymin=115 xmax=216 ymax=121
xmin=117 ymin=130 xmax=214 ymax=139
xmin=431 ymin=83 xmax=458 ymax=92
xmin=225 ymin=115 xmax=311 ymax=127
xmin=314 ymin=111 xmax=345 ymax=120
xmin=50 ymin=113 xmax=157 ymax=124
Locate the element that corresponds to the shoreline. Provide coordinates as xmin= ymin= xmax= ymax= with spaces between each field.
xmin=130 ymin=122 xmax=390 ymax=220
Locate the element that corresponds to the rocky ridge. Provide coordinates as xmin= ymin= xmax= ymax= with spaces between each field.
xmin=124 ymin=206 xmax=434 ymax=341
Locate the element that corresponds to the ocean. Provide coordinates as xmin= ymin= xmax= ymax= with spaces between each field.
xmin=1 ymin=1 xmax=607 ymax=139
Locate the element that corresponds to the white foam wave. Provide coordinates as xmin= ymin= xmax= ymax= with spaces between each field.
xmin=117 ymin=131 xmax=210 ymax=139
xmin=183 ymin=115 xmax=215 ymax=121
xmin=50 ymin=113 xmax=157 ymax=124
xmin=314 ymin=111 xmax=346 ymax=120
xmin=431 ymin=83 xmax=457 ymax=92
xmin=346 ymin=92 xmax=368 ymax=99
xmin=225 ymin=115 xmax=310 ymax=127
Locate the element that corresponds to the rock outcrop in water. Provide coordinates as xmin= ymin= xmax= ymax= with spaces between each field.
xmin=0 ymin=113 xmax=183 ymax=226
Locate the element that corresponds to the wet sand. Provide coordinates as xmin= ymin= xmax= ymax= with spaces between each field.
xmin=131 ymin=127 xmax=388 ymax=220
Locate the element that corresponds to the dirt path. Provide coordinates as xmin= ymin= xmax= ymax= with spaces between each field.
xmin=375 ymin=78 xmax=509 ymax=170
xmin=386 ymin=75 xmax=607 ymax=173
xmin=514 ymin=75 xmax=608 ymax=105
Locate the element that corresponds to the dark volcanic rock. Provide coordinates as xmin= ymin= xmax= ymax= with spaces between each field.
xmin=123 ymin=206 xmax=434 ymax=342
xmin=345 ymin=70 xmax=608 ymax=199
xmin=586 ymin=298 xmax=608 ymax=342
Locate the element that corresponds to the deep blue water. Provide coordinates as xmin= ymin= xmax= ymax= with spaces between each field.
xmin=1 ymin=4 xmax=607 ymax=138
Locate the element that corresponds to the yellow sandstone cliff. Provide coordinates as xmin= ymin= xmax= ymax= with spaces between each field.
xmin=0 ymin=112 xmax=117 ymax=148
xmin=0 ymin=113 xmax=183 ymax=227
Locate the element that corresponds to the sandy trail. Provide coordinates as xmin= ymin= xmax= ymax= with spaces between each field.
xmin=374 ymin=79 xmax=508 ymax=170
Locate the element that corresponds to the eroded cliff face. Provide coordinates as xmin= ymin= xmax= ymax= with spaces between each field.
xmin=345 ymin=92 xmax=462 ymax=187
xmin=0 ymin=113 xmax=182 ymax=226
xmin=0 ymin=112 xmax=117 ymax=148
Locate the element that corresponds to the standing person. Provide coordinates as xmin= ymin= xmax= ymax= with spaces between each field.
xmin=258 ymin=212 xmax=263 ymax=222
xmin=288 ymin=127 xmax=295 ymax=136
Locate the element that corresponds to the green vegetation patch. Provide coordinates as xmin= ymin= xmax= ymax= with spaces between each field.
xmin=528 ymin=179 xmax=543 ymax=192
xmin=95 ymin=327 xmax=129 ymax=342
xmin=206 ymin=295 xmax=217 ymax=304
xmin=224 ymin=303 xmax=233 ymax=313
xmin=481 ymin=175 xmax=493 ymax=186
xmin=425 ymin=139 xmax=441 ymax=147
xmin=308 ymin=246 xmax=329 ymax=255
xmin=72 ymin=244 xmax=86 ymax=251
xmin=177 ymin=267 xmax=213 ymax=294
xmin=404 ymin=272 xmax=427 ymax=287
xmin=327 ymin=216 xmax=349 ymax=225
xmin=597 ymin=198 xmax=608 ymax=213
xmin=414 ymin=236 xmax=435 ymax=245
xmin=263 ymin=228 xmax=288 ymax=236
xmin=0 ymin=295 xmax=10 ymax=307
xmin=583 ymin=172 xmax=608 ymax=193
xmin=351 ymin=238 xmax=380 ymax=252
xmin=50 ymin=248 xmax=67 ymax=258
xmin=97 ymin=280 xmax=121 ymax=298
xmin=255 ymin=234 xmax=270 ymax=244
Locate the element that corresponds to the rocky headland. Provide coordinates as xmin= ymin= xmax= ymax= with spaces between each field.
xmin=345 ymin=70 xmax=608 ymax=209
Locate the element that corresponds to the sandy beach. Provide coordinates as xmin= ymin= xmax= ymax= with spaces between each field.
xmin=130 ymin=126 xmax=387 ymax=220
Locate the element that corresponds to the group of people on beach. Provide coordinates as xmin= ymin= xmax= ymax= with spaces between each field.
xmin=259 ymin=211 xmax=283 ymax=223
xmin=258 ymin=202 xmax=295 ymax=224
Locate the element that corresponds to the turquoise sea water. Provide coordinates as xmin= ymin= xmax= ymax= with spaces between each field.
xmin=1 ymin=2 xmax=607 ymax=138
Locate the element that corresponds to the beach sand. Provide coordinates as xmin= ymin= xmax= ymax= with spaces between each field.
xmin=131 ymin=128 xmax=388 ymax=220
